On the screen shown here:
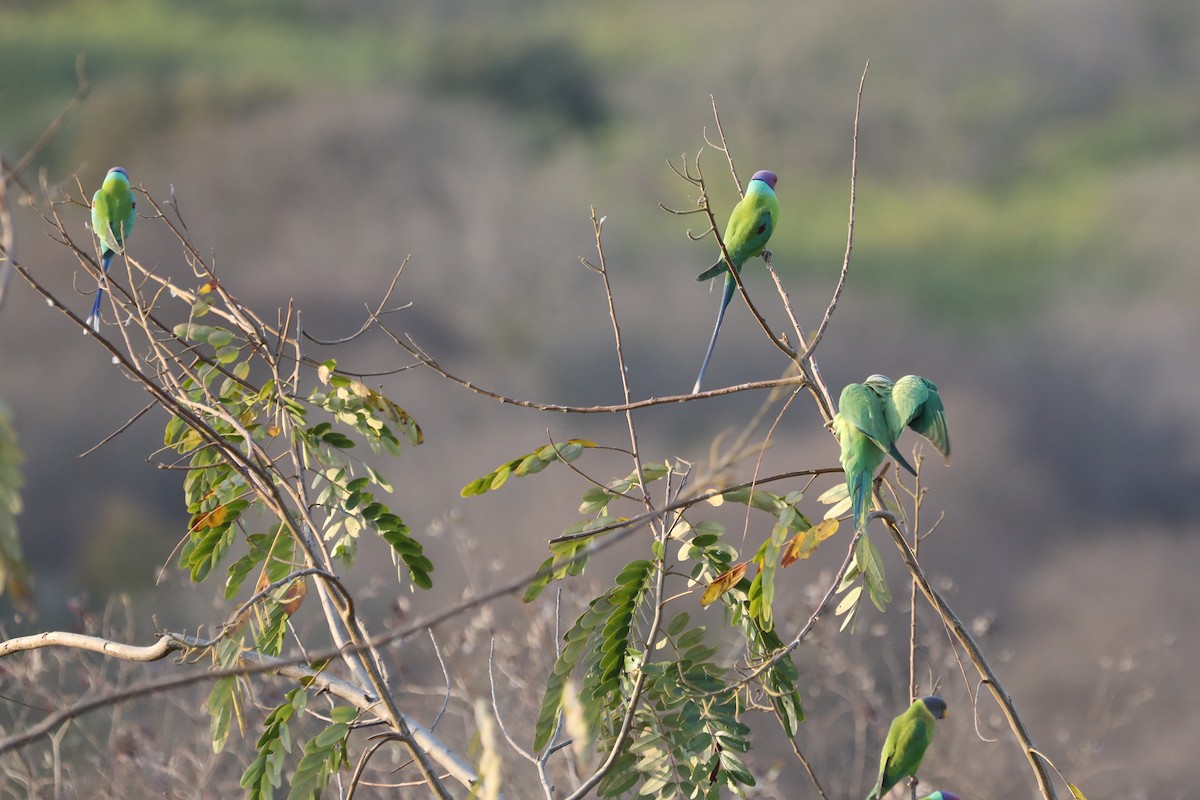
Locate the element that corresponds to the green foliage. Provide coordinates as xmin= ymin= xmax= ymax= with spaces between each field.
xmin=208 ymin=675 xmax=240 ymax=754
xmin=530 ymin=478 xmax=814 ymax=796
xmin=681 ymin=521 xmax=805 ymax=738
xmin=534 ymin=559 xmax=653 ymax=752
xmin=286 ymin=706 xmax=357 ymax=800
xmin=835 ymin=535 xmax=892 ymax=632
xmin=241 ymin=689 xmax=306 ymax=800
xmin=160 ymin=314 xmax=431 ymax=788
xmin=460 ymin=438 xmax=597 ymax=497
xmin=578 ymin=461 xmax=671 ymax=514
xmin=601 ymin=619 xmax=757 ymax=799
xmin=523 ymin=461 xmax=675 ymax=602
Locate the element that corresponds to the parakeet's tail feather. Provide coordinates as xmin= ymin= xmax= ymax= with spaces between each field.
xmin=86 ymin=289 xmax=104 ymax=332
xmin=888 ymin=444 xmax=917 ymax=477
xmin=692 ymin=275 xmax=736 ymax=393
xmin=696 ymin=258 xmax=728 ymax=283
xmin=850 ymin=470 xmax=870 ymax=531
xmin=86 ymin=250 xmax=114 ymax=332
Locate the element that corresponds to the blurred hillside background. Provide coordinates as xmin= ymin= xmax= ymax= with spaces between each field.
xmin=1 ymin=0 xmax=1198 ymax=796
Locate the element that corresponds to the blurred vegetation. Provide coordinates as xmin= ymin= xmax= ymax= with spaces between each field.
xmin=2 ymin=0 xmax=1198 ymax=322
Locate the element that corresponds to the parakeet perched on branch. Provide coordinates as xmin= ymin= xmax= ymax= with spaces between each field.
xmin=866 ymin=695 xmax=947 ymax=800
xmin=832 ymin=375 xmax=914 ymax=530
xmin=87 ymin=166 xmax=136 ymax=332
xmin=833 ymin=374 xmax=951 ymax=529
xmin=692 ymin=169 xmax=778 ymax=393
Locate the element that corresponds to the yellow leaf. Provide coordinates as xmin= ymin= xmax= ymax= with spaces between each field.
xmin=190 ymin=504 xmax=230 ymax=533
xmin=700 ymin=562 xmax=748 ymax=607
xmin=279 ymin=578 xmax=307 ymax=616
xmin=781 ymin=518 xmax=840 ymax=567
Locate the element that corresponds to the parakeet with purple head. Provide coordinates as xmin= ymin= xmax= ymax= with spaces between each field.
xmin=692 ymin=169 xmax=779 ymax=393
xmin=866 ymin=695 xmax=948 ymax=800
xmin=87 ymin=166 xmax=136 ymax=331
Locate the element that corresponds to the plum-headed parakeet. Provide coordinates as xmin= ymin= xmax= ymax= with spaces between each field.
xmin=692 ymin=169 xmax=779 ymax=393
xmin=890 ymin=375 xmax=951 ymax=463
xmin=866 ymin=695 xmax=948 ymax=800
xmin=832 ymin=375 xmax=915 ymax=530
xmin=87 ymin=166 xmax=136 ymax=331
xmin=918 ymin=792 xmax=961 ymax=800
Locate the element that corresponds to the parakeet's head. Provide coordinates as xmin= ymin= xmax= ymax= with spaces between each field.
xmin=748 ymin=170 xmax=778 ymax=190
xmin=920 ymin=695 xmax=948 ymax=719
xmin=863 ymin=374 xmax=894 ymax=393
xmin=935 ymin=792 xmax=961 ymax=800
xmin=104 ymin=167 xmax=131 ymax=187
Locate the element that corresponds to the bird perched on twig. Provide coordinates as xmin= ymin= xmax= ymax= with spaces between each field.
xmin=692 ymin=169 xmax=778 ymax=393
xmin=866 ymin=695 xmax=948 ymax=800
xmin=87 ymin=166 xmax=136 ymax=331
xmin=832 ymin=374 xmax=950 ymax=530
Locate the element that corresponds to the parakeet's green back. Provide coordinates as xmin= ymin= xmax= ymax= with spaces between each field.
xmin=91 ymin=169 xmax=135 ymax=256
xmin=867 ymin=696 xmax=946 ymax=800
xmin=839 ymin=380 xmax=895 ymax=452
xmin=696 ymin=178 xmax=779 ymax=281
xmin=834 ymin=381 xmax=895 ymax=530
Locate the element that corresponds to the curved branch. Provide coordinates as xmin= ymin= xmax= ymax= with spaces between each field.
xmin=0 ymin=631 xmax=177 ymax=662
xmin=879 ymin=511 xmax=1058 ymax=799
xmin=387 ymin=328 xmax=805 ymax=412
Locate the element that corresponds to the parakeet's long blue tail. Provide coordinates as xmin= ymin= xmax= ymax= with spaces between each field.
xmin=85 ymin=250 xmax=113 ymax=332
xmin=692 ymin=273 xmax=737 ymax=394
xmin=850 ymin=469 xmax=871 ymax=531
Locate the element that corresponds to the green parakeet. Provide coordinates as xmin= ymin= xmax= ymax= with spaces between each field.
xmin=918 ymin=792 xmax=961 ymax=800
xmin=87 ymin=166 xmax=136 ymax=331
xmin=866 ymin=695 xmax=948 ymax=800
xmin=890 ymin=375 xmax=951 ymax=463
xmin=832 ymin=375 xmax=915 ymax=530
xmin=692 ymin=169 xmax=779 ymax=393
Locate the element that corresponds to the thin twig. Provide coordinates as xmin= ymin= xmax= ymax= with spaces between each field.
xmin=878 ymin=509 xmax=1058 ymax=799
xmin=587 ymin=208 xmax=651 ymax=510
xmin=3 ymin=55 xmax=91 ymax=192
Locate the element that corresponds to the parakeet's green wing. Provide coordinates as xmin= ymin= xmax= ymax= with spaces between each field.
xmin=91 ymin=191 xmax=118 ymax=254
xmin=695 ymin=191 xmax=778 ymax=281
xmin=880 ymin=715 xmax=933 ymax=794
xmin=892 ymin=375 xmax=951 ymax=462
xmin=837 ymin=383 xmax=894 ymax=452
xmin=866 ymin=698 xmax=942 ymax=800
xmin=835 ymin=382 xmax=897 ymax=530
xmin=723 ymin=204 xmax=777 ymax=264
xmin=91 ymin=179 xmax=135 ymax=255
